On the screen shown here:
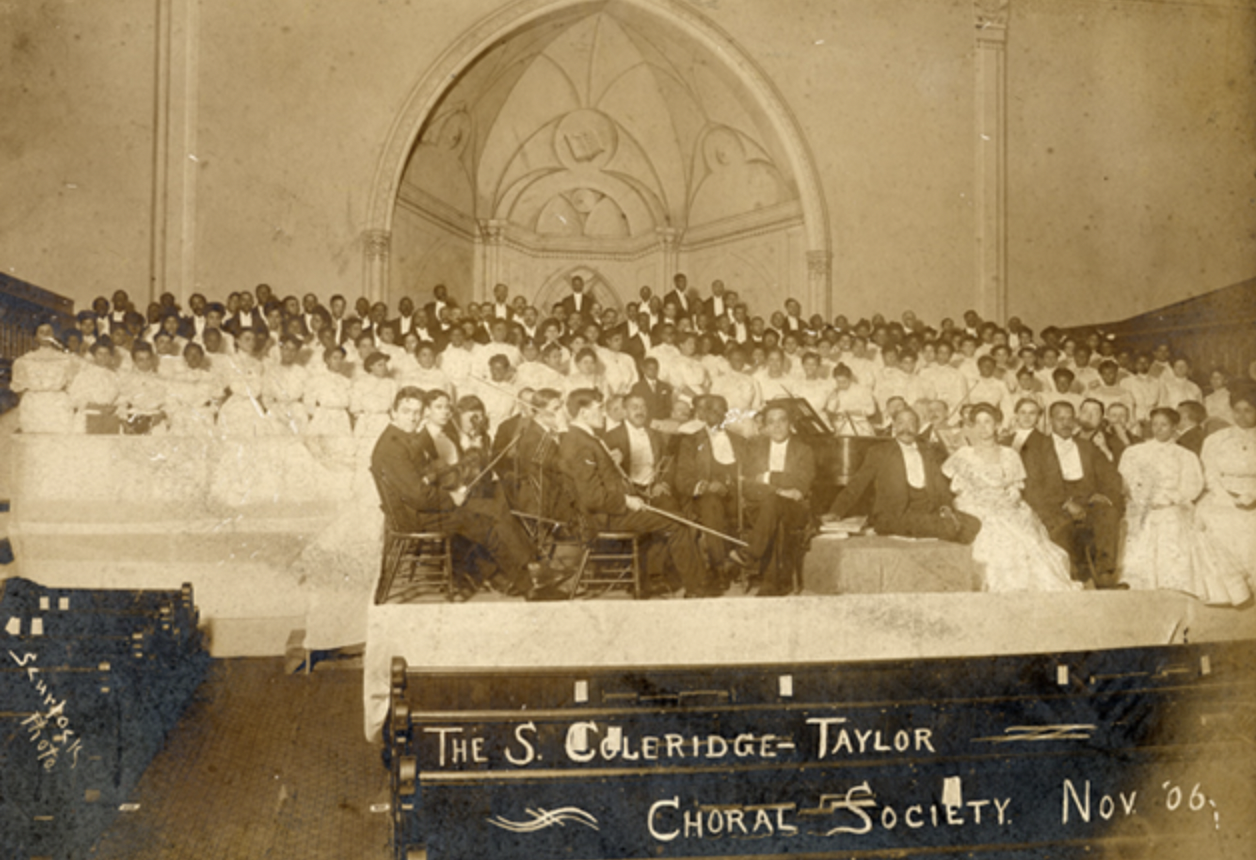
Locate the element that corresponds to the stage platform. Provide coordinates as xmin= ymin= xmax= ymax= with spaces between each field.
xmin=9 ymin=433 xmax=1256 ymax=743
xmin=6 ymin=434 xmax=354 ymax=656
xmin=803 ymin=533 xmax=981 ymax=593
xmin=362 ymin=590 xmax=1256 ymax=740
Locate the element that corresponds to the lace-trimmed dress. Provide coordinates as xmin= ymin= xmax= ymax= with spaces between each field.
xmin=1120 ymin=439 xmax=1250 ymax=605
xmin=11 ymin=346 xmax=76 ymax=434
xmin=1197 ymin=425 xmax=1256 ymax=590
xmin=943 ymin=445 xmax=1080 ymax=592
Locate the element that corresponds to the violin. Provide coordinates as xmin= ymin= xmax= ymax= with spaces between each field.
xmin=458 ymin=413 xmax=494 ymax=497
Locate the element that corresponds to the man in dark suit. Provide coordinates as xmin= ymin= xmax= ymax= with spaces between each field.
xmin=371 ymin=387 xmax=561 ymax=600
xmin=1076 ymin=398 xmax=1127 ymax=464
xmin=703 ymin=280 xmax=729 ymax=320
xmin=492 ymin=388 xmax=576 ymax=526
xmin=224 ymin=291 xmax=264 ymax=337
xmin=728 ymin=402 xmax=816 ymax=595
xmin=782 ymin=297 xmax=806 ymax=334
xmin=675 ymin=395 xmax=747 ymax=577
xmin=179 ymin=292 xmax=210 ymax=341
xmin=558 ymin=388 xmax=716 ymax=597
xmin=623 ymin=311 xmax=653 ymax=364
xmin=629 ymin=357 xmax=673 ymax=421
xmin=603 ymin=393 xmax=674 ymax=505
xmin=559 ymin=275 xmax=591 ymax=320
xmin=1020 ymin=401 xmax=1125 ymax=587
xmin=663 ymin=273 xmax=695 ymax=321
xmin=384 ymin=296 xmax=418 ymax=342
xmin=423 ymin=284 xmax=458 ymax=330
xmin=487 ymin=282 xmax=514 ymax=322
xmin=824 ymin=408 xmax=981 ymax=544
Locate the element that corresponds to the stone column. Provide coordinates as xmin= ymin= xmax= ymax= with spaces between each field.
xmin=477 ymin=219 xmax=507 ymax=302
xmin=150 ymin=0 xmax=200 ymax=305
xmin=654 ymin=227 xmax=681 ymax=292
xmin=807 ymin=249 xmax=833 ymax=320
xmin=362 ymin=229 xmax=391 ymax=303
xmin=975 ymin=0 xmax=1009 ymax=323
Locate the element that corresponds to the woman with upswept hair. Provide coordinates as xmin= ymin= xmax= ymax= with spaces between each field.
xmin=943 ymin=403 xmax=1079 ymax=593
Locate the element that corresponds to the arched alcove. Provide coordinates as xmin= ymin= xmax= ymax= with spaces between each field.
xmin=366 ymin=0 xmax=831 ymax=317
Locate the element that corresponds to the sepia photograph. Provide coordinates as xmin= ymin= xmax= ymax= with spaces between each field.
xmin=1 ymin=0 xmax=1254 ymax=857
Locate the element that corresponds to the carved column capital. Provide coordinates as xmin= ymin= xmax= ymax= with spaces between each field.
xmin=975 ymin=0 xmax=1009 ymax=37
xmin=479 ymin=219 xmax=507 ymax=244
xmin=655 ymin=226 xmax=682 ymax=251
xmin=362 ymin=228 xmax=391 ymax=262
xmin=806 ymin=250 xmax=832 ymax=278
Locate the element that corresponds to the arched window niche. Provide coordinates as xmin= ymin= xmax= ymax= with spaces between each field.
xmin=366 ymin=0 xmax=832 ymax=318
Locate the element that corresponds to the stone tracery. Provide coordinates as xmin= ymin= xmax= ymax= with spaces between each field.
xmin=390 ymin=4 xmax=823 ymax=313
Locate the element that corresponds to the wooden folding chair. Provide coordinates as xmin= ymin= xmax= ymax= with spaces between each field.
xmin=370 ymin=469 xmax=455 ymax=604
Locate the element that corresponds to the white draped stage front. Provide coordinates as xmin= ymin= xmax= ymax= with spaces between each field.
xmin=5 ymin=433 xmax=1255 ymax=743
xmin=6 ymin=433 xmax=381 ymax=655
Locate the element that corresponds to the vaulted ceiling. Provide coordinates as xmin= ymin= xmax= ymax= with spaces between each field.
xmin=398 ymin=6 xmax=799 ymax=240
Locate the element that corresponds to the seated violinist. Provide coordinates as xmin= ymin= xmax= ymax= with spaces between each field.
xmin=370 ymin=387 xmax=564 ymax=600
xmin=557 ymin=388 xmax=718 ymax=597
xmin=496 ymin=387 xmax=577 ymax=526
xmin=603 ymin=392 xmax=677 ymax=510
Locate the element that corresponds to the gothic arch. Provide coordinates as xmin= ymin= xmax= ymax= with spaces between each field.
xmin=534 ymin=265 xmax=622 ymax=316
xmin=364 ymin=0 xmax=832 ymax=312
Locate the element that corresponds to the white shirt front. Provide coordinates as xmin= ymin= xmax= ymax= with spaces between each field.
xmin=709 ymin=428 xmax=736 ymax=465
xmin=1053 ymin=434 xmax=1085 ymax=481
xmin=897 ymin=440 xmax=926 ymax=489
xmin=768 ymin=439 xmax=789 ymax=474
xmin=625 ymin=422 xmax=655 ymax=484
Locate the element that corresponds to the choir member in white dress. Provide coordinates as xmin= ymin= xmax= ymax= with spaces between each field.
xmin=1158 ymin=357 xmax=1203 ymax=409
xmin=11 ymin=323 xmax=76 ymax=434
xmin=216 ymin=329 xmax=274 ymax=437
xmin=350 ymin=351 xmax=398 ymax=463
xmin=164 ymin=342 xmax=223 ymax=436
xmin=389 ymin=331 xmax=423 ymax=382
xmin=1196 ymin=384 xmax=1256 ymax=584
xmin=824 ymin=364 xmax=877 ymax=436
xmin=793 ymin=352 xmax=836 ymax=429
xmin=118 ymin=343 xmax=170 ymax=434
xmin=398 ymin=342 xmax=455 ymax=397
xmin=67 ymin=340 xmax=121 ymax=434
xmin=1203 ymin=368 xmax=1235 ymax=427
xmin=1119 ymin=407 xmax=1251 ymax=605
xmin=264 ymin=336 xmax=310 ymax=435
xmin=303 ymin=347 xmax=353 ymax=437
xmin=942 ymin=404 xmax=1080 ymax=593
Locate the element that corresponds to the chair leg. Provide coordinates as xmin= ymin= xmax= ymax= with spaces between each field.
xmin=631 ymin=538 xmax=643 ymax=600
xmin=569 ymin=548 xmax=592 ymax=599
xmin=375 ymin=536 xmax=398 ymax=605
xmin=443 ymin=539 xmax=455 ymax=601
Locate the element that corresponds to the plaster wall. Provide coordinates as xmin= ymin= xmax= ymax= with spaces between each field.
xmin=704 ymin=0 xmax=980 ymax=323
xmin=1007 ymin=0 xmax=1256 ymax=326
xmin=390 ymin=202 xmax=476 ymax=307
xmin=0 ymin=0 xmax=155 ymax=300
xmin=682 ymin=221 xmax=809 ymax=315
xmin=191 ymin=0 xmax=502 ymax=302
xmin=0 ymin=0 xmax=1252 ymax=331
